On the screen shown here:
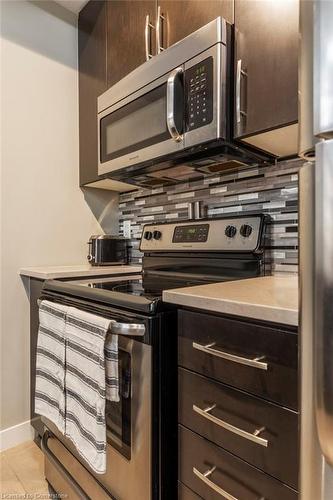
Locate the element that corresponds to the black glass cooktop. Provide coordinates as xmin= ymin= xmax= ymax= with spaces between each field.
xmin=81 ymin=279 xmax=162 ymax=300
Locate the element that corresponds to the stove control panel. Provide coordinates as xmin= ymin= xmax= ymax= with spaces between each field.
xmin=140 ymin=216 xmax=265 ymax=253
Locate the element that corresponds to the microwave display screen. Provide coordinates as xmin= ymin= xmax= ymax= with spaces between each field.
xmin=100 ymin=84 xmax=170 ymax=163
xmin=173 ymin=224 xmax=209 ymax=243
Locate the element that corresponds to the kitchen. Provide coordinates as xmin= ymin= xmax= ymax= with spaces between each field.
xmin=0 ymin=0 xmax=332 ymax=499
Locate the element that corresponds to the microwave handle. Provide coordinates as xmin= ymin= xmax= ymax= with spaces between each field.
xmin=166 ymin=67 xmax=184 ymax=142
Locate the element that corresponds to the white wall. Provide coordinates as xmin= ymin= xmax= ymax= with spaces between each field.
xmin=0 ymin=0 xmax=117 ymax=439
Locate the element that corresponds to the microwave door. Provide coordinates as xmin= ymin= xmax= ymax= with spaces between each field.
xmin=98 ymin=68 xmax=185 ymax=177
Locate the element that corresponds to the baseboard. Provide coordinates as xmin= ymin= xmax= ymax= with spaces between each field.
xmin=0 ymin=419 xmax=34 ymax=451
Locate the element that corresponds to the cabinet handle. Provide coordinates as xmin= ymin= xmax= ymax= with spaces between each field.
xmin=156 ymin=6 xmax=166 ymax=54
xmin=236 ymin=59 xmax=247 ymax=125
xmin=193 ymin=466 xmax=265 ymax=500
xmin=192 ymin=341 xmax=268 ymax=370
xmin=145 ymin=14 xmax=155 ymax=61
xmin=193 ymin=403 xmax=268 ymax=447
xmin=167 ymin=67 xmax=184 ymax=142
xmin=193 ymin=466 xmax=238 ymax=500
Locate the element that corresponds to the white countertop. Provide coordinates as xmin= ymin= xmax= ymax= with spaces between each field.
xmin=19 ymin=264 xmax=142 ymax=280
xmin=163 ymin=275 xmax=299 ymax=326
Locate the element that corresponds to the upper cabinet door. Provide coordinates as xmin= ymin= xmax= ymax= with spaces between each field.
xmin=157 ymin=0 xmax=233 ymax=49
xmin=107 ymin=1 xmax=156 ymax=87
xmin=234 ymin=0 xmax=299 ymax=139
xmin=79 ymin=0 xmax=107 ymax=186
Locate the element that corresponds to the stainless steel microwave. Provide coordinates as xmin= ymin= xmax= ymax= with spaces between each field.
xmin=97 ymin=18 xmax=268 ymax=187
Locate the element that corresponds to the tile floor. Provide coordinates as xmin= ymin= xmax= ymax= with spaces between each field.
xmin=0 ymin=440 xmax=49 ymax=498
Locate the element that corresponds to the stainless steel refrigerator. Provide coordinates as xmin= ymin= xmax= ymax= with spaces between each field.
xmin=299 ymin=0 xmax=333 ymax=498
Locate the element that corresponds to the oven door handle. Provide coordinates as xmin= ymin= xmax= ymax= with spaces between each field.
xmin=167 ymin=66 xmax=184 ymax=142
xmin=111 ymin=322 xmax=145 ymax=337
xmin=37 ymin=300 xmax=145 ymax=337
xmin=41 ymin=430 xmax=90 ymax=500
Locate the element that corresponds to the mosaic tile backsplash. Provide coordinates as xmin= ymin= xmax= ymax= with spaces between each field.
xmin=119 ymin=158 xmax=303 ymax=274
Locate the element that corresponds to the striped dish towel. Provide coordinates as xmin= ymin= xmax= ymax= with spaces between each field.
xmin=65 ymin=306 xmax=119 ymax=474
xmin=35 ymin=300 xmax=68 ymax=434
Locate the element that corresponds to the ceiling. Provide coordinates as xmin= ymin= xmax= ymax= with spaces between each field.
xmin=55 ymin=1 xmax=88 ymax=14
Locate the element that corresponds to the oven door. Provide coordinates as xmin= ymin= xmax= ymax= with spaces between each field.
xmin=98 ymin=67 xmax=185 ymax=176
xmin=42 ymin=332 xmax=152 ymax=500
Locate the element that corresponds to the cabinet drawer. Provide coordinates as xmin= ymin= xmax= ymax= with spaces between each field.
xmin=178 ymin=310 xmax=298 ymax=409
xmin=178 ymin=481 xmax=202 ymax=500
xmin=179 ymin=426 xmax=298 ymax=500
xmin=179 ymin=368 xmax=298 ymax=489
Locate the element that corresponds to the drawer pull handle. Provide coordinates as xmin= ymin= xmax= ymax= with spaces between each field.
xmin=193 ymin=466 xmax=238 ymax=500
xmin=193 ymin=466 xmax=266 ymax=500
xmin=193 ymin=404 xmax=268 ymax=447
xmin=192 ymin=341 xmax=268 ymax=370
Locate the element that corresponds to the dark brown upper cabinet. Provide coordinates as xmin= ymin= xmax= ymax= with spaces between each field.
xmin=106 ymin=1 xmax=156 ymax=87
xmin=106 ymin=1 xmax=233 ymax=88
xmin=79 ymin=0 xmax=107 ymax=186
xmin=157 ymin=1 xmax=233 ymax=48
xmin=234 ymin=0 xmax=299 ymax=157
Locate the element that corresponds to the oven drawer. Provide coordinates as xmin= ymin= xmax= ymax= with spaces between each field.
xmin=42 ymin=431 xmax=111 ymax=500
xmin=179 ymin=426 xmax=298 ymax=500
xmin=179 ymin=367 xmax=299 ymax=489
xmin=178 ymin=481 xmax=203 ymax=499
xmin=178 ymin=309 xmax=298 ymax=409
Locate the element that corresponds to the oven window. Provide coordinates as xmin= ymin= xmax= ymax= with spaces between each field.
xmin=100 ymin=84 xmax=171 ymax=163
xmin=106 ymin=348 xmax=131 ymax=460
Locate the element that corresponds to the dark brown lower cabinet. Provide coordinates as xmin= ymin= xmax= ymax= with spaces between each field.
xmin=178 ymin=309 xmax=298 ymax=410
xmin=178 ymin=308 xmax=299 ymax=498
xmin=30 ymin=278 xmax=45 ymax=439
xmin=179 ymin=426 xmax=298 ymax=500
xmin=179 ymin=367 xmax=298 ymax=489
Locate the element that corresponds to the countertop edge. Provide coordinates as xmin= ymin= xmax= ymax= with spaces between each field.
xmin=19 ymin=265 xmax=142 ymax=280
xmin=162 ymin=286 xmax=298 ymax=327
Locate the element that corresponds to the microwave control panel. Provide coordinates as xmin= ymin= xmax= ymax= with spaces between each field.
xmin=186 ymin=57 xmax=213 ymax=131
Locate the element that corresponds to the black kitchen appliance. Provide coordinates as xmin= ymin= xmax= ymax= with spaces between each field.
xmin=87 ymin=235 xmax=129 ymax=266
xmin=38 ymin=214 xmax=268 ymax=500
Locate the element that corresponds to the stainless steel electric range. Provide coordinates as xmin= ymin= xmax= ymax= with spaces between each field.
xmin=39 ymin=215 xmax=268 ymax=500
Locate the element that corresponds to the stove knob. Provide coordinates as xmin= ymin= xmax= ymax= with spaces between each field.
xmin=225 ymin=225 xmax=237 ymax=238
xmin=240 ymin=224 xmax=253 ymax=237
xmin=144 ymin=231 xmax=153 ymax=240
xmin=153 ymin=230 xmax=162 ymax=240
